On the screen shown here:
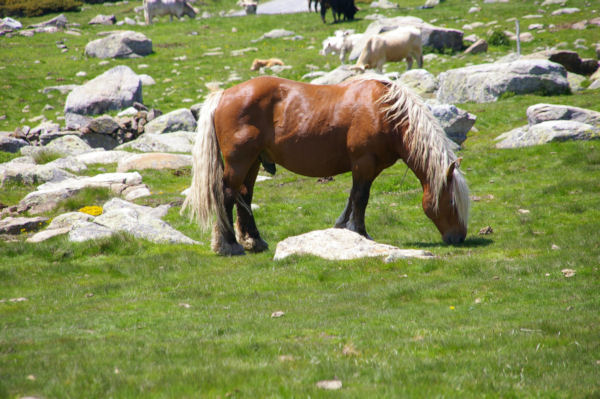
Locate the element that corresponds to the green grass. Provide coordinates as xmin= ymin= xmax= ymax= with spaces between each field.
xmin=1 ymin=0 xmax=600 ymax=397
xmin=30 ymin=148 xmax=63 ymax=164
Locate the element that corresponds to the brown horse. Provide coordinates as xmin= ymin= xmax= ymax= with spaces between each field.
xmin=183 ymin=76 xmax=469 ymax=256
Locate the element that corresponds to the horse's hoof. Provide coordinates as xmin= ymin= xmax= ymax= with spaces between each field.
xmin=212 ymin=241 xmax=245 ymax=256
xmin=239 ymin=235 xmax=269 ymax=253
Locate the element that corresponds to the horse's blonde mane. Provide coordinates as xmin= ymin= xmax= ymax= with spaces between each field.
xmin=352 ymin=75 xmax=469 ymax=225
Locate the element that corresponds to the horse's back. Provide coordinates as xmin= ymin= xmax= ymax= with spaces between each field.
xmin=214 ymin=77 xmax=394 ymax=177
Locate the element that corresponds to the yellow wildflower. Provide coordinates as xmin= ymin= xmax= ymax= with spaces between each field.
xmin=79 ymin=206 xmax=103 ymax=216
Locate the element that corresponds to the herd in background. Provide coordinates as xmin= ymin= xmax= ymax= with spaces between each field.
xmin=309 ymin=0 xmax=359 ymax=23
xmin=141 ymin=0 xmax=419 ymax=73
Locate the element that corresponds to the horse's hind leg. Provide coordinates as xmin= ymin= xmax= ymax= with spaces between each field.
xmin=335 ymin=197 xmax=352 ymax=228
xmin=211 ymin=183 xmax=245 ymax=256
xmin=235 ymin=160 xmax=269 ymax=252
xmin=211 ymin=162 xmax=252 ymax=256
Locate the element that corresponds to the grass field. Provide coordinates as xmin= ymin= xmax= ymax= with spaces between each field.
xmin=1 ymin=0 xmax=600 ymax=397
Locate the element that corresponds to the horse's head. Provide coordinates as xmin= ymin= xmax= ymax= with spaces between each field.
xmin=184 ymin=2 xmax=197 ymax=18
xmin=422 ymin=159 xmax=469 ymax=245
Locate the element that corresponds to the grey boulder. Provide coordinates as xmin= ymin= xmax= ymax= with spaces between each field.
xmin=64 ymin=65 xmax=143 ymax=118
xmin=436 ymin=59 xmax=569 ymax=103
xmin=85 ymin=31 xmax=152 ymax=59
xmin=0 ymin=133 xmax=28 ymax=153
xmin=398 ymin=69 xmax=438 ymax=95
xmin=143 ymin=108 xmax=196 ymax=134
xmin=428 ymin=103 xmax=476 ymax=145
xmin=527 ymin=104 xmax=600 ymax=126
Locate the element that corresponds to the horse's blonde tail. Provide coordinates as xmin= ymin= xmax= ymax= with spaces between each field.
xmin=181 ymin=90 xmax=227 ymax=232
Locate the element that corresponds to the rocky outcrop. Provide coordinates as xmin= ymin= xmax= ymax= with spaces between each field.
xmin=436 ymin=59 xmax=569 ymax=103
xmin=18 ymin=172 xmax=149 ymax=214
xmin=84 ymin=31 xmax=152 ymax=59
xmin=274 ymin=228 xmax=434 ymax=262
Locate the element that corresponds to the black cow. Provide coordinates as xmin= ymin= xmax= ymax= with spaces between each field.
xmin=320 ymin=0 xmax=358 ymax=23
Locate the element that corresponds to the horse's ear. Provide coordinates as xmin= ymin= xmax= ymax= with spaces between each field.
xmin=446 ymin=158 xmax=462 ymax=181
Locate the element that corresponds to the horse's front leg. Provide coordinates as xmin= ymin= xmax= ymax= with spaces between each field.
xmin=235 ymin=161 xmax=268 ymax=252
xmin=346 ymin=179 xmax=373 ymax=239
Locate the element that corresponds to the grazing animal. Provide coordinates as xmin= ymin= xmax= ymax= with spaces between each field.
xmin=353 ymin=27 xmax=423 ymax=73
xmin=250 ymin=58 xmax=284 ymax=71
xmin=143 ymin=0 xmax=196 ymax=24
xmin=320 ymin=30 xmax=362 ymax=63
xmin=320 ymin=0 xmax=358 ymax=23
xmin=182 ymin=76 xmax=469 ymax=256
xmin=238 ymin=0 xmax=258 ymax=15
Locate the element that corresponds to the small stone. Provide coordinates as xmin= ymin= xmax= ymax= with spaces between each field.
xmin=27 ymin=374 xmax=36 ymax=381
xmin=179 ymin=303 xmax=191 ymax=308
xmin=474 ymin=298 xmax=482 ymax=304
xmin=551 ymin=244 xmax=560 ymax=250
xmin=478 ymin=226 xmax=493 ymax=235
xmin=278 ymin=355 xmax=294 ymax=362
xmin=316 ymin=379 xmax=342 ymax=390
xmin=561 ymin=268 xmax=575 ymax=277
xmin=518 ymin=209 xmax=530 ymax=214
xmin=342 ymin=344 xmax=359 ymax=356
xmin=271 ymin=310 xmax=285 ymax=318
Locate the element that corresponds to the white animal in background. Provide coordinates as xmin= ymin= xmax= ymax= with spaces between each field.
xmin=353 ymin=27 xmax=423 ymax=73
xmin=319 ymin=30 xmax=362 ymax=64
xmin=143 ymin=0 xmax=197 ymax=24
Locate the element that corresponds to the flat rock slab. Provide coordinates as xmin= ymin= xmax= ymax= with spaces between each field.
xmin=495 ymin=120 xmax=600 ymax=148
xmin=0 ymin=216 xmax=48 ymax=235
xmin=115 ymin=131 xmax=195 ymax=153
xmin=0 ymin=157 xmax=76 ymax=186
xmin=117 ymin=153 xmax=192 ymax=172
xmin=19 ymin=172 xmax=145 ymax=214
xmin=274 ymin=228 xmax=434 ymax=262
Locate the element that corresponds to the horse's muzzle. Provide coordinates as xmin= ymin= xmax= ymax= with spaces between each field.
xmin=443 ymin=231 xmax=466 ymax=245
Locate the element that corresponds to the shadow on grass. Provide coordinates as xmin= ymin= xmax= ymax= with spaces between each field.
xmin=405 ymin=237 xmax=494 ymax=248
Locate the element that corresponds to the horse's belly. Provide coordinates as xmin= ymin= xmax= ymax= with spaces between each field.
xmin=268 ymin=137 xmax=352 ymax=178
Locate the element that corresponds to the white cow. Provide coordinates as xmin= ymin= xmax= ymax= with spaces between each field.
xmin=143 ymin=0 xmax=197 ymax=24
xmin=353 ymin=27 xmax=423 ymax=73
xmin=319 ymin=30 xmax=362 ymax=64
